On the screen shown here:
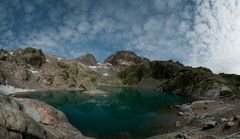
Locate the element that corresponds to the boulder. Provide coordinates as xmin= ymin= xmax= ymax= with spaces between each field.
xmin=0 ymin=95 xmax=45 ymax=138
xmin=202 ymin=121 xmax=217 ymax=130
xmin=0 ymin=93 xmax=91 ymax=139
xmin=220 ymin=118 xmax=228 ymax=123
xmin=180 ymin=104 xmax=192 ymax=112
xmin=225 ymin=122 xmax=234 ymax=129
xmin=178 ymin=112 xmax=184 ymax=116
xmin=175 ymin=121 xmax=181 ymax=127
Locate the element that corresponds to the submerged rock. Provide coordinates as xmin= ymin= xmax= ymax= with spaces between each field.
xmin=83 ymin=89 xmax=109 ymax=95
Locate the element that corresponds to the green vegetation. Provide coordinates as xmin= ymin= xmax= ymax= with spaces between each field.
xmin=59 ymin=70 xmax=70 ymax=80
xmin=90 ymin=75 xmax=97 ymax=84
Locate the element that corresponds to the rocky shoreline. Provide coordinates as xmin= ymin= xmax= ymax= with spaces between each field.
xmin=0 ymin=93 xmax=92 ymax=139
xmin=148 ymin=98 xmax=240 ymax=139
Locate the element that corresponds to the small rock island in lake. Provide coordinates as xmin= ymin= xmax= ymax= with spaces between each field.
xmin=0 ymin=47 xmax=240 ymax=139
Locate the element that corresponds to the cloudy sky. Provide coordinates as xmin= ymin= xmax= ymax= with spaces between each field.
xmin=1 ymin=0 xmax=240 ymax=74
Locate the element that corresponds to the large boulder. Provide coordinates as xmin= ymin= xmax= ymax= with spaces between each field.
xmin=0 ymin=93 xmax=91 ymax=139
xmin=15 ymin=98 xmax=90 ymax=139
xmin=0 ymin=94 xmax=45 ymax=139
xmin=104 ymin=51 xmax=149 ymax=67
xmin=77 ymin=53 xmax=97 ymax=66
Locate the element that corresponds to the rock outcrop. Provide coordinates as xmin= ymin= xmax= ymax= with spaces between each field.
xmin=77 ymin=53 xmax=97 ymax=66
xmin=9 ymin=47 xmax=46 ymax=68
xmin=104 ymin=51 xmax=149 ymax=67
xmin=0 ymin=93 xmax=90 ymax=139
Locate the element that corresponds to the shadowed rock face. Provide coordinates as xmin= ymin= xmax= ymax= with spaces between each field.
xmin=118 ymin=60 xmax=237 ymax=98
xmin=0 ymin=93 xmax=91 ymax=139
xmin=104 ymin=51 xmax=150 ymax=67
xmin=77 ymin=53 xmax=97 ymax=66
xmin=10 ymin=47 xmax=46 ymax=68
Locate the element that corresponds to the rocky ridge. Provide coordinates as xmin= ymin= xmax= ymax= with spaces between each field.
xmin=118 ymin=60 xmax=240 ymax=99
xmin=0 ymin=47 xmax=101 ymax=92
xmin=77 ymin=53 xmax=97 ymax=66
xmin=104 ymin=51 xmax=150 ymax=69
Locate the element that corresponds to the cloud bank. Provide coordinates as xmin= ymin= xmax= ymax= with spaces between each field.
xmin=187 ymin=0 xmax=240 ymax=74
xmin=0 ymin=0 xmax=240 ymax=74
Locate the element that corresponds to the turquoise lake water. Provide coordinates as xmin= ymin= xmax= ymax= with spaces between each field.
xmin=18 ymin=87 xmax=192 ymax=139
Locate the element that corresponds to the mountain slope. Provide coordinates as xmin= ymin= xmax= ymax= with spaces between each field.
xmin=0 ymin=47 xmax=98 ymax=92
xmin=118 ymin=60 xmax=239 ymax=98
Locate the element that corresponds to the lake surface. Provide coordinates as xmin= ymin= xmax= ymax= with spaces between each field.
xmin=18 ymin=87 xmax=192 ymax=139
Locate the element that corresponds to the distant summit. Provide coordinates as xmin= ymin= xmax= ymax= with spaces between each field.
xmin=77 ymin=53 xmax=97 ymax=66
xmin=104 ymin=51 xmax=149 ymax=66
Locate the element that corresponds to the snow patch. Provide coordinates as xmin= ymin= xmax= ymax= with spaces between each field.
xmin=0 ymin=85 xmax=35 ymax=95
xmin=89 ymin=66 xmax=97 ymax=69
xmin=28 ymin=69 xmax=39 ymax=74
xmin=103 ymin=73 xmax=109 ymax=76
xmin=9 ymin=52 xmax=14 ymax=55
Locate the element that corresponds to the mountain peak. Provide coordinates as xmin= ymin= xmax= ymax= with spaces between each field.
xmin=104 ymin=51 xmax=149 ymax=66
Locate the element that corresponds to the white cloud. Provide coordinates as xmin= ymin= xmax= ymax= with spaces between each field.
xmin=187 ymin=0 xmax=240 ymax=74
xmin=2 ymin=0 xmax=240 ymax=74
xmin=77 ymin=21 xmax=91 ymax=34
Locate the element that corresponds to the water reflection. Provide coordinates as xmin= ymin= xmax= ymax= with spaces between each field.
xmin=18 ymin=88 xmax=191 ymax=138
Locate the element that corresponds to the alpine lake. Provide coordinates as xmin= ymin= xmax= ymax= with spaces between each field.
xmin=17 ymin=86 xmax=193 ymax=139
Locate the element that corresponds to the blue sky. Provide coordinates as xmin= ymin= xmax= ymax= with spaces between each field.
xmin=1 ymin=0 xmax=240 ymax=74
